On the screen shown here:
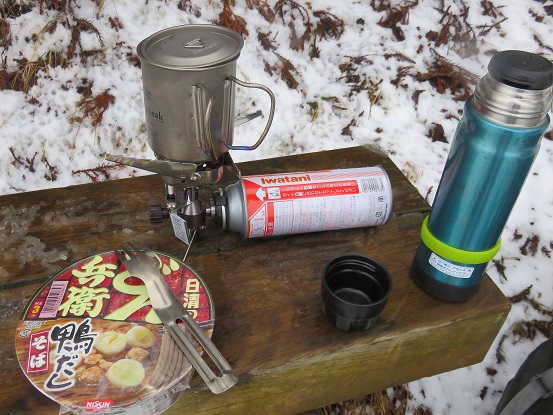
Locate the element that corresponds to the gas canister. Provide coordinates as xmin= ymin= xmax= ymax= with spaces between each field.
xmin=209 ymin=167 xmax=393 ymax=238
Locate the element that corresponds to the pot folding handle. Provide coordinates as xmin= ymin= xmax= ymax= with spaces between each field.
xmin=224 ymin=76 xmax=276 ymax=151
xmin=198 ymin=84 xmax=218 ymax=162
xmin=185 ymin=84 xmax=219 ymax=162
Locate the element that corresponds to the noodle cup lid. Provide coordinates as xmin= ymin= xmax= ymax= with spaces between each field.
xmin=15 ymin=251 xmax=214 ymax=413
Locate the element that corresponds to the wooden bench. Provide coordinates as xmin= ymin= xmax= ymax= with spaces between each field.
xmin=0 ymin=146 xmax=510 ymax=414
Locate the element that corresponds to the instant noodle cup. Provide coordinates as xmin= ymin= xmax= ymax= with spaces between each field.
xmin=15 ymin=251 xmax=215 ymax=415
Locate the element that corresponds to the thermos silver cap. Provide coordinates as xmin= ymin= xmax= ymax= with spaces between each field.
xmin=473 ymin=51 xmax=553 ymax=128
xmin=137 ymin=25 xmax=244 ymax=70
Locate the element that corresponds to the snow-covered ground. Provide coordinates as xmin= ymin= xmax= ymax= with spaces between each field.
xmin=1 ymin=1 xmax=552 ymax=413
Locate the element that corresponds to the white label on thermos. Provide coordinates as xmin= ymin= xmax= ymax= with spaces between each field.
xmin=429 ymin=253 xmax=474 ymax=279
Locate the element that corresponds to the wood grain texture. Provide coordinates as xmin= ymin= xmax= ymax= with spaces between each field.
xmin=0 ymin=146 xmax=424 ymax=288
xmin=0 ymin=146 xmax=509 ymax=415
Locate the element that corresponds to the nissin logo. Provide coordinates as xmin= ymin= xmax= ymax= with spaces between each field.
xmin=85 ymin=400 xmax=113 ymax=411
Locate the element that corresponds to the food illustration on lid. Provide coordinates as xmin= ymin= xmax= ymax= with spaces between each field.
xmin=15 ymin=251 xmax=214 ymax=413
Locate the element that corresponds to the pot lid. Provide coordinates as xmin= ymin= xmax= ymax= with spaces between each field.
xmin=138 ymin=25 xmax=244 ymax=69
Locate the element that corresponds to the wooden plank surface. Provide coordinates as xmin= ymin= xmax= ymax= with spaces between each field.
xmin=0 ymin=145 xmax=423 ymax=289
xmin=0 ymin=146 xmax=510 ymax=415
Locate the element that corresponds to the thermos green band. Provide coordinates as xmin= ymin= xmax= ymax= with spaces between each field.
xmin=421 ymin=217 xmax=501 ymax=264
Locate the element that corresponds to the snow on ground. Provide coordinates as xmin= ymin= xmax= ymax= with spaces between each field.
xmin=1 ymin=1 xmax=553 ymax=413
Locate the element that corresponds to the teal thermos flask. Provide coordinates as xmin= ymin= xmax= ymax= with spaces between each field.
xmin=411 ymin=50 xmax=553 ymax=301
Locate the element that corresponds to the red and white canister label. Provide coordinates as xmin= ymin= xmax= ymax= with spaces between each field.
xmin=241 ymin=167 xmax=392 ymax=238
